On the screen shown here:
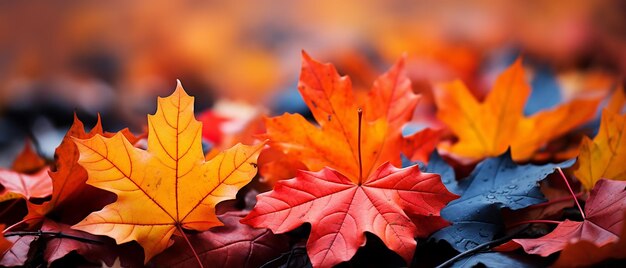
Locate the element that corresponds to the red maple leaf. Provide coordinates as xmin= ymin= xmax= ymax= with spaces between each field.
xmin=552 ymin=209 xmax=626 ymax=267
xmin=242 ymin=163 xmax=457 ymax=267
xmin=0 ymin=168 xmax=51 ymax=202
xmin=513 ymin=179 xmax=626 ymax=256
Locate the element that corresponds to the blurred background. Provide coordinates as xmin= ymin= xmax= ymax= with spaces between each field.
xmin=0 ymin=0 xmax=624 ymax=166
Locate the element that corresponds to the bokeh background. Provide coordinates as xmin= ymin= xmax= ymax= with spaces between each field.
xmin=0 ymin=0 xmax=624 ymax=166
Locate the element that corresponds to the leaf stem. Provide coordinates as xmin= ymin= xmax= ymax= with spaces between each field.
xmin=2 ymin=216 xmax=44 ymax=234
xmin=4 ymin=231 xmax=103 ymax=244
xmin=435 ymin=225 xmax=530 ymax=268
xmin=556 ymin=167 xmax=585 ymax=218
xmin=177 ymin=225 xmax=204 ymax=268
xmin=528 ymin=192 xmax=584 ymax=208
xmin=3 ymin=218 xmax=29 ymax=234
xmin=357 ymin=108 xmax=363 ymax=185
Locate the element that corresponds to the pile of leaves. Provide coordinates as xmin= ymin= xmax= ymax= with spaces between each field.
xmin=1 ymin=52 xmax=625 ymax=267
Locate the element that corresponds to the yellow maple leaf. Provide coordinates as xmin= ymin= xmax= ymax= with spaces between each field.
xmin=72 ymin=81 xmax=264 ymax=262
xmin=575 ymin=87 xmax=626 ymax=190
xmin=434 ymin=58 xmax=601 ymax=161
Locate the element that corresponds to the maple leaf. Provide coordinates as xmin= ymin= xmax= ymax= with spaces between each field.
xmin=71 ymin=81 xmax=264 ymax=262
xmin=0 ymin=236 xmax=32 ymax=267
xmin=552 ymin=210 xmax=626 ymax=267
xmin=0 ymin=225 xmax=11 ymax=258
xmin=403 ymin=128 xmax=443 ymax=164
xmin=26 ymin=114 xmax=136 ymax=225
xmin=151 ymin=211 xmax=289 ymax=267
xmin=11 ymin=140 xmax=47 ymax=174
xmin=0 ymin=137 xmax=50 ymax=204
xmin=242 ymin=163 xmax=457 ymax=267
xmin=431 ymin=150 xmax=574 ymax=252
xmin=0 ymin=219 xmax=129 ymax=267
xmin=421 ymin=150 xmax=462 ymax=195
xmin=513 ymin=179 xmax=626 ymax=257
xmin=262 ymin=52 xmax=420 ymax=183
xmin=257 ymin=147 xmax=307 ymax=185
xmin=198 ymin=110 xmax=230 ymax=146
xmin=0 ymin=168 xmax=51 ymax=203
xmin=574 ymin=87 xmax=626 ymax=190
xmin=0 ymin=227 xmax=34 ymax=267
xmin=434 ymin=58 xmax=600 ymax=161
xmin=501 ymin=181 xmax=576 ymax=229
xmin=41 ymin=219 xmax=116 ymax=265
xmin=447 ymin=251 xmax=547 ymax=268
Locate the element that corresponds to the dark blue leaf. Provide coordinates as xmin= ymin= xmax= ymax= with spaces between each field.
xmin=424 ymin=150 xmax=463 ymax=196
xmin=402 ymin=150 xmax=461 ymax=195
xmin=431 ymin=150 xmax=574 ymax=252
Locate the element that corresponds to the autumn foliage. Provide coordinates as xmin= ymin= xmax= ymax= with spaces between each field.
xmin=1 ymin=52 xmax=625 ymax=268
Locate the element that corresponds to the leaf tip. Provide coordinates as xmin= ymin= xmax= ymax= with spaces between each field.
xmin=173 ymin=79 xmax=189 ymax=97
xmin=301 ymin=49 xmax=311 ymax=60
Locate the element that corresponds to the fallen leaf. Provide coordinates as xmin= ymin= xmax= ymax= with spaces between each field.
xmin=513 ymin=179 xmax=626 ymax=257
xmin=420 ymin=150 xmax=462 ymax=195
xmin=503 ymin=180 xmax=575 ymax=228
xmin=242 ymin=163 xmax=457 ymax=267
xmin=552 ymin=210 xmax=626 ymax=267
xmin=150 ymin=211 xmax=289 ymax=267
xmin=449 ymin=251 xmax=547 ymax=268
xmin=403 ymin=128 xmax=443 ymax=164
xmin=11 ymin=140 xmax=47 ymax=174
xmin=262 ymin=52 xmax=419 ymax=182
xmin=434 ymin=58 xmax=600 ymax=162
xmin=431 ymin=150 xmax=574 ymax=252
xmin=257 ymin=147 xmax=307 ymax=186
xmin=198 ymin=110 xmax=230 ymax=146
xmin=0 ymin=168 xmax=51 ymax=203
xmin=0 ymin=234 xmax=34 ymax=267
xmin=42 ymin=219 xmax=117 ymax=266
xmin=1 ymin=220 xmax=131 ymax=267
xmin=574 ymin=87 xmax=626 ymax=190
xmin=0 ymin=225 xmax=11 ymax=258
xmin=72 ymin=81 xmax=264 ymax=262
xmin=26 ymin=114 xmax=136 ymax=225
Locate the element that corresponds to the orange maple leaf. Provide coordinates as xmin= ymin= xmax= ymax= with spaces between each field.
xmin=71 ymin=81 xmax=264 ymax=262
xmin=263 ymin=52 xmax=421 ymax=183
xmin=574 ymin=87 xmax=626 ymax=190
xmin=434 ymin=58 xmax=601 ymax=161
xmin=25 ymin=114 xmax=138 ymax=225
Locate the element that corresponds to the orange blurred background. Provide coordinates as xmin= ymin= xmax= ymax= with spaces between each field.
xmin=0 ymin=0 xmax=624 ymax=164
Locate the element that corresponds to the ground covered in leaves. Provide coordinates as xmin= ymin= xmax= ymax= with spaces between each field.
xmin=1 ymin=52 xmax=625 ymax=268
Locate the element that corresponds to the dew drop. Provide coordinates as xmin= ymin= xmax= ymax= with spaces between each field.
xmin=486 ymin=194 xmax=495 ymax=199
